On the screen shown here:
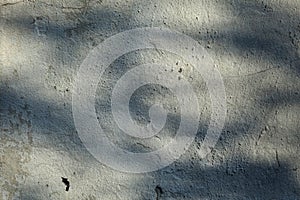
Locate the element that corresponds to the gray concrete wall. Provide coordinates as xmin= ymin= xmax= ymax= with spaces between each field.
xmin=1 ymin=0 xmax=300 ymax=199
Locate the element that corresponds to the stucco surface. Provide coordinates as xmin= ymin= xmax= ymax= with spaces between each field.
xmin=1 ymin=0 xmax=300 ymax=199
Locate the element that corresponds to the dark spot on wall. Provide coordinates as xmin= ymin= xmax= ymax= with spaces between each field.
xmin=61 ymin=177 xmax=70 ymax=191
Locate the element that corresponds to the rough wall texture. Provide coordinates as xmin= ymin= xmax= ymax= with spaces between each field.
xmin=1 ymin=0 xmax=300 ymax=199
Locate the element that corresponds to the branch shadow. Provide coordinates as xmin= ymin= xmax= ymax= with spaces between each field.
xmin=1 ymin=0 xmax=300 ymax=199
